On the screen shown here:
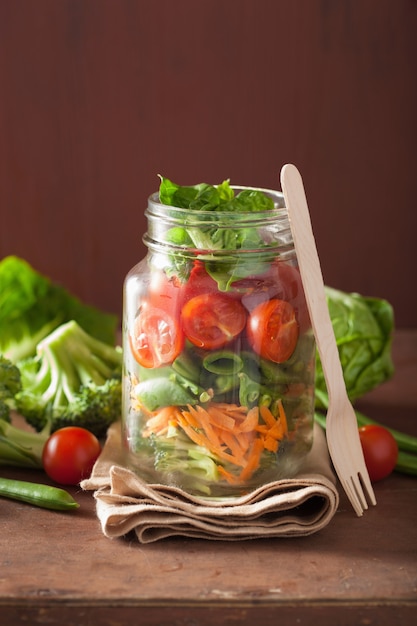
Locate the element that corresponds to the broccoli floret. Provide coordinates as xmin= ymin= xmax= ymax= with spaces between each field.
xmin=15 ymin=320 xmax=122 ymax=438
xmin=0 ymin=355 xmax=22 ymax=420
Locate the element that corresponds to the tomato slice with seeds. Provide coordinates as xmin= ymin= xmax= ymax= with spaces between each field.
xmin=130 ymin=304 xmax=184 ymax=368
xmin=247 ymin=298 xmax=299 ymax=363
xmin=235 ymin=260 xmax=310 ymax=332
xmin=181 ymin=293 xmax=247 ymax=350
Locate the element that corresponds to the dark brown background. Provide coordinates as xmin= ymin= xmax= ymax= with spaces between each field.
xmin=0 ymin=0 xmax=416 ymax=328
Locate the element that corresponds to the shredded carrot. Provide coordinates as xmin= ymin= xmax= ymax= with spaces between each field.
xmin=236 ymin=430 xmax=254 ymax=455
xmin=239 ymin=437 xmax=264 ymax=481
xmin=217 ymin=465 xmax=242 ymax=485
xmin=237 ymin=406 xmax=259 ymax=433
xmin=259 ymin=404 xmax=276 ymax=428
xmin=262 ymin=435 xmax=279 ymax=453
xmin=141 ymin=399 xmax=290 ymax=484
xmin=212 ymin=402 xmax=247 ymax=415
xmin=219 ymin=430 xmax=245 ymax=463
xmin=205 ymin=405 xmax=236 ymax=432
xmin=176 ymin=414 xmax=213 ymax=449
xmin=277 ymin=399 xmax=288 ymax=436
xmin=142 ymin=405 xmax=180 ymax=437
xmin=180 ymin=406 xmax=200 ymax=429
xmin=190 ymin=405 xmax=223 ymax=449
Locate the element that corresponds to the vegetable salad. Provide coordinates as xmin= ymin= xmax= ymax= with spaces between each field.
xmin=122 ymin=179 xmax=316 ymax=495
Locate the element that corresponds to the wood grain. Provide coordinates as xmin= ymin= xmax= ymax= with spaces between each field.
xmin=1 ymin=330 xmax=416 ymax=625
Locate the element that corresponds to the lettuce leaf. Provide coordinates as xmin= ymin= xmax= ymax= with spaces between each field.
xmin=158 ymin=176 xmax=277 ymax=290
xmin=315 ymin=287 xmax=395 ymax=408
xmin=0 ymin=256 xmax=118 ymax=362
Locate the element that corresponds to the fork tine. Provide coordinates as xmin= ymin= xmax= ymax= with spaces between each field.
xmin=340 ymin=476 xmax=365 ymax=516
xmin=356 ymin=469 xmax=377 ymax=507
xmin=326 ymin=425 xmax=376 ymax=515
xmin=328 ymin=450 xmax=366 ymax=515
xmin=350 ymin=477 xmax=369 ymax=513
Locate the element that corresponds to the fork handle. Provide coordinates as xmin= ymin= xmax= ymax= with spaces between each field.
xmin=280 ymin=164 xmax=345 ymax=402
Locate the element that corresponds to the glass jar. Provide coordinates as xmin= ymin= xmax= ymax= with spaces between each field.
xmin=122 ymin=185 xmax=315 ymax=497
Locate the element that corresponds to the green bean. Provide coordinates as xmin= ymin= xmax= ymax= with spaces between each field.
xmin=238 ymin=372 xmax=260 ymax=407
xmin=213 ymin=374 xmax=238 ymax=394
xmin=203 ymin=350 xmax=243 ymax=374
xmin=172 ymin=350 xmax=202 ymax=383
xmin=0 ymin=477 xmax=79 ymax=511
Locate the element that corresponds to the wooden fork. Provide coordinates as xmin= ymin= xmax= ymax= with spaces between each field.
xmin=280 ymin=164 xmax=376 ymax=516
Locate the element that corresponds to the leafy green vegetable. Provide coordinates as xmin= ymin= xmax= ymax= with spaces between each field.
xmin=315 ymin=287 xmax=395 ymax=406
xmin=0 ymin=256 xmax=118 ymax=362
xmin=313 ymin=289 xmax=417 ymax=477
xmin=158 ymin=177 xmax=277 ymax=290
xmin=15 ymin=320 xmax=122 ymax=437
xmin=159 ymin=176 xmax=274 ymax=213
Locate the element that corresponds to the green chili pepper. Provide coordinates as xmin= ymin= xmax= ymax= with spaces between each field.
xmin=0 ymin=477 xmax=79 ymax=511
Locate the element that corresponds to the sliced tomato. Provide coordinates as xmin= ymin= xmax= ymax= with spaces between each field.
xmin=130 ymin=304 xmax=184 ymax=368
xmin=247 ymin=298 xmax=299 ymax=363
xmin=235 ymin=260 xmax=310 ymax=332
xmin=181 ymin=292 xmax=247 ymax=350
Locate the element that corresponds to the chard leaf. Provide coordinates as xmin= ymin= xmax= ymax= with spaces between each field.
xmin=0 ymin=256 xmax=118 ymax=362
xmin=315 ymin=287 xmax=395 ymax=406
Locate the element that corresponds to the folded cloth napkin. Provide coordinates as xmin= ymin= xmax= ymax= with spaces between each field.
xmin=81 ymin=421 xmax=339 ymax=543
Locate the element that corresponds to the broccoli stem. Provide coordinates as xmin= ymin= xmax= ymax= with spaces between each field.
xmin=0 ymin=418 xmax=48 ymax=469
xmin=39 ymin=320 xmax=121 ymax=384
xmin=32 ymin=320 xmax=122 ymax=410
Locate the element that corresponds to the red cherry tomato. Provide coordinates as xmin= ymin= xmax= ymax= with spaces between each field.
xmin=130 ymin=304 xmax=184 ymax=368
xmin=181 ymin=260 xmax=220 ymax=303
xmin=359 ymin=425 xmax=398 ymax=482
xmin=235 ymin=260 xmax=310 ymax=332
xmin=147 ymin=269 xmax=182 ymax=316
xmin=247 ymin=298 xmax=299 ymax=363
xmin=181 ymin=292 xmax=247 ymax=350
xmin=42 ymin=427 xmax=101 ymax=485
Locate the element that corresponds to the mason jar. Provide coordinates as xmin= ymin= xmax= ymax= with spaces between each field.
xmin=122 ymin=184 xmax=315 ymax=497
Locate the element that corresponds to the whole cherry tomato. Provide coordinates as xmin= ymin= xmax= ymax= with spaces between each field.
xmin=42 ymin=427 xmax=101 ymax=485
xmin=359 ymin=424 xmax=398 ymax=482
xmin=247 ymin=298 xmax=299 ymax=363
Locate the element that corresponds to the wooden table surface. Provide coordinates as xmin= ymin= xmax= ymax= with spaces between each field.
xmin=1 ymin=330 xmax=416 ymax=626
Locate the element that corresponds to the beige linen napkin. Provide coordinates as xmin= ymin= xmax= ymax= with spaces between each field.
xmin=81 ymin=421 xmax=339 ymax=543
